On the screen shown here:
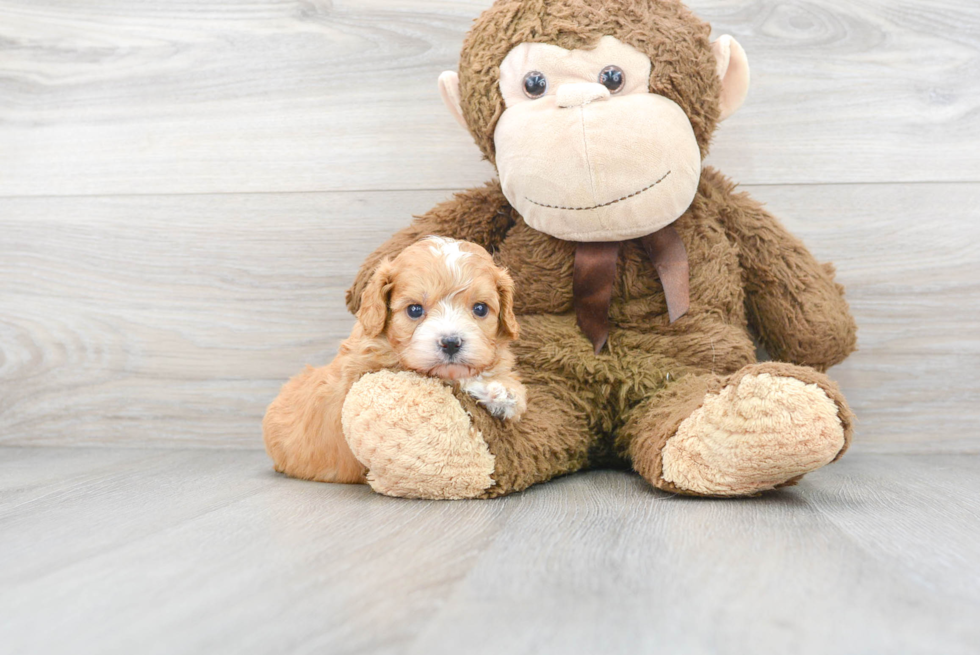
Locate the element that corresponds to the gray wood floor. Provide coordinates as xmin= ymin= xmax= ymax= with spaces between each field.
xmin=1 ymin=448 xmax=979 ymax=655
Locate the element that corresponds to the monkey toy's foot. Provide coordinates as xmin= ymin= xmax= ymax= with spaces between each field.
xmin=341 ymin=370 xmax=496 ymax=499
xmin=656 ymin=364 xmax=851 ymax=497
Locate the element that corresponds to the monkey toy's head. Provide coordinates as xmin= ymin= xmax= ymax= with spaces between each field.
xmin=438 ymin=0 xmax=750 ymax=243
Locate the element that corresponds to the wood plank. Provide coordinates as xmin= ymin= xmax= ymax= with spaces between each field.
xmin=1 ymin=183 xmax=977 ymax=450
xmin=800 ymin=453 xmax=980 ymax=606
xmin=1 ymin=449 xmax=978 ymax=654
xmin=1 ymin=0 xmax=979 ymax=197
xmin=408 ymin=456 xmax=980 ymax=655
xmin=0 ymin=189 xmax=451 ymax=447
xmin=0 ymin=449 xmax=279 ymax=584
xmin=0 ymin=447 xmax=512 ymax=655
xmin=754 ymin=182 xmax=980 ymax=453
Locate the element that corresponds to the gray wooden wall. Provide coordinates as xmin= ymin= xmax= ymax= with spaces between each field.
xmin=1 ymin=0 xmax=978 ymax=452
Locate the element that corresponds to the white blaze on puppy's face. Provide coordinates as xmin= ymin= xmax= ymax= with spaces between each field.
xmin=379 ymin=238 xmax=515 ymax=381
xmin=426 ymin=235 xmax=470 ymax=282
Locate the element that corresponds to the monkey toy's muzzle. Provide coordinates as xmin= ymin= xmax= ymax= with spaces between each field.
xmin=493 ymin=91 xmax=702 ymax=243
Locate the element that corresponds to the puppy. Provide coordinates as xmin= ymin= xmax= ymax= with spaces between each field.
xmin=262 ymin=236 xmax=526 ymax=484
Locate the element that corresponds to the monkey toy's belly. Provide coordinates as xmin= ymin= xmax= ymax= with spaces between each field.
xmin=496 ymin=216 xmax=757 ymax=415
xmin=513 ymin=310 xmax=755 ymax=389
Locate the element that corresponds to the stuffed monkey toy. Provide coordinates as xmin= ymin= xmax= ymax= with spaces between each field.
xmin=265 ymin=0 xmax=857 ymax=499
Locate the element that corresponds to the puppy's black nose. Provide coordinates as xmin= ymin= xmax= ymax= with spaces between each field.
xmin=439 ymin=335 xmax=463 ymax=356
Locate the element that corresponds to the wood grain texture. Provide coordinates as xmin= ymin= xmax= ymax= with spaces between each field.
xmin=1 ymin=0 xmax=979 ymax=197
xmin=1 ymin=449 xmax=978 ymax=655
xmin=756 ymin=182 xmax=980 ymax=452
xmin=1 ymin=0 xmax=978 ymax=451
xmin=1 ymin=183 xmax=978 ymax=451
xmin=0 ymin=190 xmax=447 ymax=447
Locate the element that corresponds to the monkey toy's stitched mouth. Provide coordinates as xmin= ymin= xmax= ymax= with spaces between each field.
xmin=524 ymin=170 xmax=671 ymax=211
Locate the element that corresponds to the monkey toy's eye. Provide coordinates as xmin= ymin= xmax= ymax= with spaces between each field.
xmin=472 ymin=302 xmax=489 ymax=318
xmin=406 ymin=304 xmax=425 ymax=319
xmin=522 ymin=71 xmax=548 ymax=99
xmin=599 ymin=65 xmax=625 ymax=93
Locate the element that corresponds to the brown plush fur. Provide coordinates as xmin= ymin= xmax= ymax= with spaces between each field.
xmin=336 ymin=0 xmax=858 ymax=497
xmin=265 ymin=239 xmax=521 ymax=483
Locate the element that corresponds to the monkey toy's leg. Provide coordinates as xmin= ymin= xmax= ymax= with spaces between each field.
xmin=341 ymin=370 xmax=594 ymax=499
xmin=618 ymin=362 xmax=853 ymax=496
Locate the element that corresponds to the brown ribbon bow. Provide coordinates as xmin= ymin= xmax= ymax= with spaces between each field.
xmin=573 ymin=224 xmax=690 ymax=354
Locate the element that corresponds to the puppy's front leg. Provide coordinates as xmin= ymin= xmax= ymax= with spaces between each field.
xmin=460 ymin=374 xmax=527 ymax=421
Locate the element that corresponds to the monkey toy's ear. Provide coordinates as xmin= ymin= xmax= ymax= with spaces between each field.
xmin=711 ymin=35 xmax=751 ymax=122
xmin=438 ymin=71 xmax=469 ymax=131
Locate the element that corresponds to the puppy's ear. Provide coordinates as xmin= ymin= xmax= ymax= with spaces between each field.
xmin=357 ymin=259 xmax=394 ymax=338
xmin=495 ymin=267 xmax=520 ymax=340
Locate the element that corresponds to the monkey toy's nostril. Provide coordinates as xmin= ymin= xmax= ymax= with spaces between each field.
xmin=439 ymin=335 xmax=463 ymax=356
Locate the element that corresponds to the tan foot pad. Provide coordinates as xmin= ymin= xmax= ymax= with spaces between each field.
xmin=341 ymin=370 xmax=495 ymax=500
xmin=661 ymin=373 xmax=845 ymax=496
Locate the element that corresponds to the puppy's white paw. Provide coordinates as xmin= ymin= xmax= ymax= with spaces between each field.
xmin=461 ymin=379 xmax=522 ymax=420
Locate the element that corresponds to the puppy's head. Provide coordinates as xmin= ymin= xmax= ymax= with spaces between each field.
xmin=357 ymin=237 xmax=519 ymax=380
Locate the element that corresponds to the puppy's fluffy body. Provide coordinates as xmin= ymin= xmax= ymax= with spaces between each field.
xmin=263 ymin=237 xmax=526 ymax=484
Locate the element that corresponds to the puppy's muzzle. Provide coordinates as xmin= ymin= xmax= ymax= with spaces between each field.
xmin=439 ymin=335 xmax=463 ymax=357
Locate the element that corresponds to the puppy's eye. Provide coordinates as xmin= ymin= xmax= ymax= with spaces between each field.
xmin=599 ymin=65 xmax=625 ymax=93
xmin=473 ymin=303 xmax=489 ymax=318
xmin=522 ymin=71 xmax=547 ymax=99
xmin=406 ymin=304 xmax=424 ymax=319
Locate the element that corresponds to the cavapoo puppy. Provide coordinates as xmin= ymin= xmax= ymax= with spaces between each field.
xmin=263 ymin=236 xmax=526 ymax=484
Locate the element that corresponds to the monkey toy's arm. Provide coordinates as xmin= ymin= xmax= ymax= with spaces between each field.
xmin=345 ymin=181 xmax=514 ymax=314
xmin=705 ymin=168 xmax=857 ymax=372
